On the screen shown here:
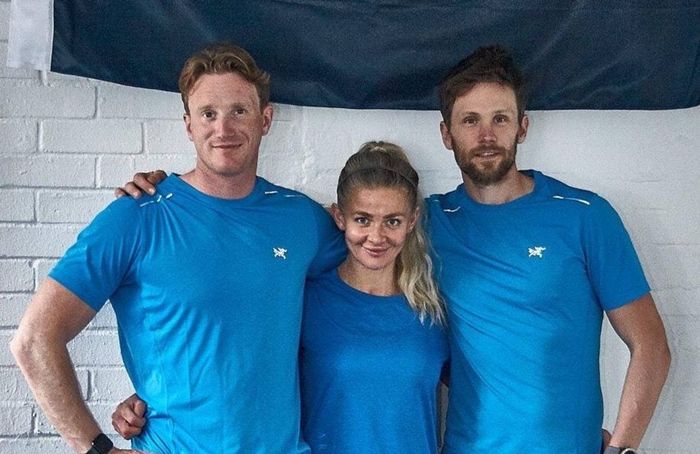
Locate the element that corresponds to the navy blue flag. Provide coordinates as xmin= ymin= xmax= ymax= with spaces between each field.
xmin=7 ymin=1 xmax=700 ymax=110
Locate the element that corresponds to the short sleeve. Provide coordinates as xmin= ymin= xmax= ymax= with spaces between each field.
xmin=49 ymin=198 xmax=141 ymax=311
xmin=306 ymin=200 xmax=345 ymax=278
xmin=583 ymin=196 xmax=650 ymax=311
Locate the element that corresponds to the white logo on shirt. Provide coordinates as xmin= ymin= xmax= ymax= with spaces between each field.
xmin=273 ymin=247 xmax=288 ymax=259
xmin=528 ymin=246 xmax=547 ymax=258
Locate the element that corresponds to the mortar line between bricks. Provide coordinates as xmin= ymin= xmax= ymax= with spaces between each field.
xmin=0 ymin=434 xmax=64 ymax=440
xmin=90 ymin=85 xmax=98 ymax=118
xmin=33 ymin=119 xmax=41 ymax=153
xmin=86 ymin=369 xmax=93 ymax=400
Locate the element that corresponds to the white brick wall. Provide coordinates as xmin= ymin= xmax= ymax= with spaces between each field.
xmin=1 ymin=9 xmax=699 ymax=453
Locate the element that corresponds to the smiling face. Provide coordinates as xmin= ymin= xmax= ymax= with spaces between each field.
xmin=333 ymin=186 xmax=418 ymax=277
xmin=441 ymin=82 xmax=528 ymax=187
xmin=184 ymin=72 xmax=272 ymax=188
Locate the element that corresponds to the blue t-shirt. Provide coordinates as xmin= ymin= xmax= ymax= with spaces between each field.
xmin=300 ymin=269 xmax=449 ymax=454
xmin=427 ymin=170 xmax=649 ymax=453
xmin=50 ymin=175 xmax=344 ymax=454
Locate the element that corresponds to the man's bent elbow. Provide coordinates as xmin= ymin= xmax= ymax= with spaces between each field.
xmin=11 ymin=329 xmax=37 ymax=370
xmin=10 ymin=328 xmax=53 ymax=375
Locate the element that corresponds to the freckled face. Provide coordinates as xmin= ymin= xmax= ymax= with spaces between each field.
xmin=333 ymin=186 xmax=418 ymax=274
xmin=184 ymin=72 xmax=272 ymax=181
xmin=440 ymin=82 xmax=528 ymax=186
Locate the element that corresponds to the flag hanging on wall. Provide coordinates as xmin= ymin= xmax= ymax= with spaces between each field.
xmin=7 ymin=0 xmax=700 ymax=110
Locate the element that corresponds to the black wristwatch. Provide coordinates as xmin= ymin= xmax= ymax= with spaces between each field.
xmin=85 ymin=433 xmax=113 ymax=454
xmin=603 ymin=447 xmax=637 ymax=454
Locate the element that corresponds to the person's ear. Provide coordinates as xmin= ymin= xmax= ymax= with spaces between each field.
xmin=330 ymin=203 xmax=346 ymax=231
xmin=517 ymin=114 xmax=529 ymax=144
xmin=408 ymin=206 xmax=420 ymax=232
xmin=184 ymin=113 xmax=193 ymax=141
xmin=261 ymin=104 xmax=273 ymax=135
xmin=440 ymin=121 xmax=454 ymax=150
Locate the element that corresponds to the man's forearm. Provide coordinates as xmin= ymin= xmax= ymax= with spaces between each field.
xmin=608 ymin=338 xmax=671 ymax=447
xmin=11 ymin=279 xmax=109 ymax=452
xmin=12 ymin=329 xmax=103 ymax=452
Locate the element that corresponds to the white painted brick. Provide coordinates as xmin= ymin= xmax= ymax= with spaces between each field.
xmin=0 ymin=367 xmax=88 ymax=401
xmin=144 ymin=120 xmax=191 ymax=154
xmin=418 ymin=168 xmax=463 ymax=197
xmin=303 ymin=171 xmax=339 ymax=206
xmin=260 ymin=119 xmax=297 ymax=158
xmin=89 ymin=302 xmax=117 ymax=329
xmin=301 ymin=106 xmax=448 ymax=171
xmin=46 ymin=70 xmax=95 ymax=85
xmin=34 ymin=259 xmax=58 ymax=287
xmin=101 ymin=155 xmax=193 ymax=188
xmin=0 ymin=82 xmax=95 ymax=117
xmin=99 ymin=82 xmax=182 ymax=119
xmin=0 ymin=259 xmax=33 ymax=291
xmin=67 ymin=331 xmax=123 ymax=366
xmin=0 ymin=42 xmax=37 ymax=79
xmin=258 ymin=120 xmax=302 ymax=183
xmin=113 ymin=437 xmax=131 ymax=450
xmin=258 ymin=144 xmax=304 ymax=190
xmin=0 ymin=1 xmax=9 ymax=41
xmin=0 ymin=332 xmax=17 ymax=365
xmin=0 ymin=189 xmax=34 ymax=221
xmin=42 ymin=119 xmax=142 ymax=154
xmin=0 ymin=403 xmax=32 ymax=435
xmin=0 ymin=294 xmax=30 ymax=326
xmin=633 ymin=207 xmax=700 ymax=249
xmin=653 ymin=288 xmax=700 ymax=316
xmin=134 ymin=154 xmax=194 ymax=175
xmin=0 ymin=367 xmax=34 ymax=400
xmin=0 ymin=224 xmax=82 ymax=257
xmin=270 ymin=103 xmax=299 ymax=122
xmin=0 ymin=119 xmax=37 ymax=154
xmin=665 ymin=349 xmax=700 ymax=390
xmin=33 ymin=411 xmax=57 ymax=435
xmin=90 ymin=367 xmax=135 ymax=401
xmin=0 ymin=155 xmax=96 ymax=187
xmin=36 ymin=190 xmax=114 ymax=223
xmin=664 ymin=315 xmax=700 ymax=353
xmin=0 ymin=438 xmax=72 ymax=454
xmin=652 ymin=365 xmax=700 ymax=427
xmin=643 ymin=245 xmax=700 ymax=291
xmin=97 ymin=155 xmax=135 ymax=188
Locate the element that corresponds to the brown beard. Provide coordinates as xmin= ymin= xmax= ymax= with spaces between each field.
xmin=454 ymin=140 xmax=518 ymax=186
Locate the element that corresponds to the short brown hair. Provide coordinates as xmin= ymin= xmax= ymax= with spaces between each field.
xmin=178 ymin=43 xmax=271 ymax=113
xmin=439 ymin=45 xmax=527 ymax=126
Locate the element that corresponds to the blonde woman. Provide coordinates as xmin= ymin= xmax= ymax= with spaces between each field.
xmin=300 ymin=141 xmax=448 ymax=453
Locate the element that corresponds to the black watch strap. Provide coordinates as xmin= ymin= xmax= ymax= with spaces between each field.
xmin=86 ymin=433 xmax=113 ymax=454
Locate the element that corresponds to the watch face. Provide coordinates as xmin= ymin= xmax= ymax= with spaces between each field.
xmin=620 ymin=449 xmax=636 ymax=454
